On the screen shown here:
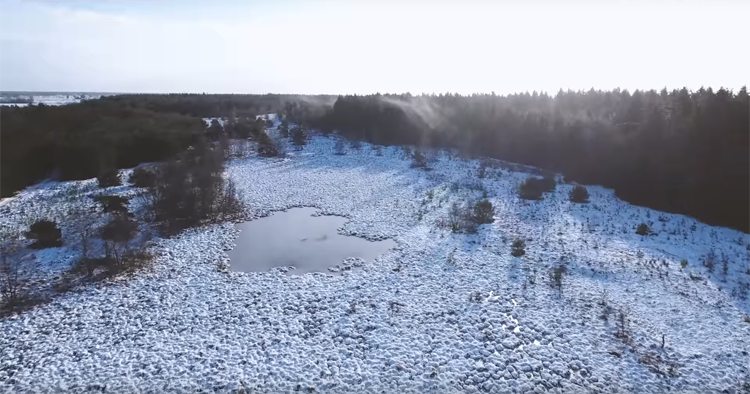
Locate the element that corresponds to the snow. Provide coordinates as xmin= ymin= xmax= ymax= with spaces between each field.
xmin=1 ymin=134 xmax=749 ymax=393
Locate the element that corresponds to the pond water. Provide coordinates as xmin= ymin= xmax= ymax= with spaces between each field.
xmin=228 ymin=207 xmax=396 ymax=274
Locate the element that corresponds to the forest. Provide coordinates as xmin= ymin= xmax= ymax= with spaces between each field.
xmin=0 ymin=94 xmax=328 ymax=198
xmin=292 ymin=88 xmax=749 ymax=232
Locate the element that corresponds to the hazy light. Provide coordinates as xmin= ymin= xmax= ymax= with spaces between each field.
xmin=1 ymin=0 xmax=747 ymax=94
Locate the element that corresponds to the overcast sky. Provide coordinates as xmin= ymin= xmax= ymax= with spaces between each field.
xmin=0 ymin=0 xmax=747 ymax=95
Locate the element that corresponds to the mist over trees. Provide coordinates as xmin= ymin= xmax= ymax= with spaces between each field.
xmin=2 ymin=89 xmax=747 ymax=233
xmin=294 ymin=88 xmax=749 ymax=232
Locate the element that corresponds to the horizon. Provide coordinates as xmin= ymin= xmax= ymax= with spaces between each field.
xmin=1 ymin=0 xmax=749 ymax=94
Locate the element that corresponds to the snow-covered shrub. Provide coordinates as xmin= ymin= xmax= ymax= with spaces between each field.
xmin=411 ymin=148 xmax=428 ymax=169
xmin=97 ymin=169 xmax=121 ymax=188
xmin=444 ymin=202 xmax=478 ymax=234
xmin=549 ymin=264 xmax=566 ymax=291
xmin=569 ymin=185 xmax=590 ymax=203
xmin=25 ymin=220 xmax=62 ymax=249
xmin=334 ymin=139 xmax=346 ymax=155
xmin=703 ymin=250 xmax=717 ymax=273
xmin=511 ymin=239 xmax=526 ymax=257
xmin=636 ymin=223 xmax=651 ymax=236
xmin=472 ymin=199 xmax=495 ymax=224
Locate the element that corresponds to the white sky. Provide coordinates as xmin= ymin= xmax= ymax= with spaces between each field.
xmin=0 ymin=0 xmax=747 ymax=95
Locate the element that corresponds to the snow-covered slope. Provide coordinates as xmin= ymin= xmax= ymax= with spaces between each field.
xmin=1 ymin=136 xmax=748 ymax=393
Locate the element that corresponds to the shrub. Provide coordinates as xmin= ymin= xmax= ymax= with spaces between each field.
xmin=101 ymin=216 xmax=139 ymax=265
xmin=1 ymin=242 xmax=22 ymax=307
xmin=550 ymin=264 xmax=566 ymax=291
xmin=97 ymin=169 xmax=121 ymax=188
xmin=472 ymin=199 xmax=495 ymax=224
xmin=569 ymin=185 xmax=589 ymax=203
xmin=129 ymin=167 xmax=156 ymax=188
xmin=411 ymin=149 xmax=428 ymax=169
xmin=518 ymin=176 xmax=555 ymax=200
xmin=511 ymin=239 xmax=526 ymax=257
xmin=636 ymin=223 xmax=651 ymax=236
xmin=93 ymin=195 xmax=130 ymax=215
xmin=680 ymin=259 xmax=688 ymax=269
xmin=539 ymin=176 xmax=556 ymax=192
xmin=334 ymin=139 xmax=346 ymax=155
xmin=446 ymin=202 xmax=477 ymax=234
xmin=26 ymin=220 xmax=63 ymax=249
xmin=703 ymin=250 xmax=717 ymax=273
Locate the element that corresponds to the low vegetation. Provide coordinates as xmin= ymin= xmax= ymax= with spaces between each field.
xmin=445 ymin=199 xmax=496 ymax=234
xmin=511 ymin=239 xmax=526 ymax=257
xmin=569 ymin=185 xmax=589 ymax=203
xmin=636 ymin=223 xmax=651 ymax=236
xmin=26 ymin=220 xmax=63 ymax=249
xmin=518 ymin=176 xmax=556 ymax=200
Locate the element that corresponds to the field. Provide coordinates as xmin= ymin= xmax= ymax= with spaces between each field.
xmin=1 ymin=129 xmax=749 ymax=393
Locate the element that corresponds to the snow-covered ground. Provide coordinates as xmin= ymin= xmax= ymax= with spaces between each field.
xmin=1 ymin=134 xmax=749 ymax=393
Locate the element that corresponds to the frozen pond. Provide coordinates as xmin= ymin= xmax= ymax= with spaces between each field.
xmin=228 ymin=207 xmax=396 ymax=274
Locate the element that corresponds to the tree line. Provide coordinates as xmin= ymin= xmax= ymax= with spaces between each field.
xmin=1 ymin=94 xmax=332 ymax=198
xmin=293 ymin=88 xmax=749 ymax=232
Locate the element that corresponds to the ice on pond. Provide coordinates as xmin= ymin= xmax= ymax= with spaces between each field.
xmin=228 ymin=207 xmax=396 ymax=274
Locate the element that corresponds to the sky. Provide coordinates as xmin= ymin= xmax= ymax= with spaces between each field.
xmin=0 ymin=0 xmax=747 ymax=95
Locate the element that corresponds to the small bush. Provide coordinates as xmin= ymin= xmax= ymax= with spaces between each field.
xmin=569 ymin=185 xmax=589 ymax=203
xmin=511 ymin=239 xmax=526 ymax=257
xmin=26 ymin=220 xmax=63 ymax=249
xmin=411 ymin=149 xmax=428 ymax=169
xmin=539 ymin=176 xmax=556 ymax=192
xmin=636 ymin=223 xmax=651 ymax=236
xmin=518 ymin=176 xmax=555 ymax=200
xmin=446 ymin=202 xmax=477 ymax=234
xmin=703 ymin=250 xmax=716 ymax=273
xmin=128 ymin=167 xmax=156 ymax=188
xmin=97 ymin=169 xmax=121 ymax=188
xmin=334 ymin=139 xmax=346 ymax=155
xmin=93 ymin=195 xmax=130 ymax=215
xmin=472 ymin=199 xmax=495 ymax=224
xmin=680 ymin=259 xmax=688 ymax=269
